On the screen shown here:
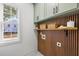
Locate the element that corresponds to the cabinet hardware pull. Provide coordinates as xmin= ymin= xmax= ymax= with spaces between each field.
xmin=53 ymin=8 xmax=55 ymax=14
xmin=40 ymin=32 xmax=46 ymax=40
xmin=37 ymin=16 xmax=39 ymax=20
xmin=56 ymin=6 xmax=58 ymax=13
xmin=41 ymin=34 xmax=46 ymax=40
xmin=56 ymin=42 xmax=61 ymax=47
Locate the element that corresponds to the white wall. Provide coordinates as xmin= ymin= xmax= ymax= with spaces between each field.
xmin=0 ymin=3 xmax=37 ymax=56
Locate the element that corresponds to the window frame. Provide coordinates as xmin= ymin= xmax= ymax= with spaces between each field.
xmin=0 ymin=4 xmax=20 ymax=46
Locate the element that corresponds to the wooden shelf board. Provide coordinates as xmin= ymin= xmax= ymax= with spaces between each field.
xmin=34 ymin=28 xmax=78 ymax=31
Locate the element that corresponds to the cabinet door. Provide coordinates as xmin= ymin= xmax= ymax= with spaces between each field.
xmin=44 ymin=3 xmax=54 ymax=17
xmin=59 ymin=3 xmax=77 ymax=13
xmin=38 ymin=31 xmax=47 ymax=55
xmin=39 ymin=4 xmax=45 ymax=20
xmin=34 ymin=3 xmax=45 ymax=21
xmin=34 ymin=4 xmax=40 ymax=21
xmin=51 ymin=31 xmax=65 ymax=56
xmin=51 ymin=30 xmax=78 ymax=56
xmin=44 ymin=3 xmax=59 ymax=18
xmin=45 ymin=3 xmax=55 ymax=17
xmin=38 ymin=31 xmax=51 ymax=56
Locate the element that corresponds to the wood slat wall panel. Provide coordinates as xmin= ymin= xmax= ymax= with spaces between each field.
xmin=65 ymin=14 xmax=78 ymax=56
xmin=38 ymin=13 xmax=79 ymax=56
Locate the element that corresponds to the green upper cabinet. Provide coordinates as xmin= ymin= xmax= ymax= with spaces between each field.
xmin=58 ymin=3 xmax=77 ymax=13
xmin=34 ymin=3 xmax=79 ymax=22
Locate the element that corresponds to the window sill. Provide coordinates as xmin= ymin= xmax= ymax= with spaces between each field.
xmin=0 ymin=39 xmax=20 ymax=46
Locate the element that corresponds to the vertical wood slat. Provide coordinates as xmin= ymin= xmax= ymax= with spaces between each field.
xmin=74 ymin=14 xmax=76 ymax=56
xmin=77 ymin=14 xmax=79 ymax=56
xmin=66 ymin=16 xmax=68 ymax=56
xmin=72 ymin=15 xmax=75 ymax=56
xmin=72 ymin=31 xmax=75 ymax=56
xmin=69 ymin=16 xmax=72 ymax=56
xmin=75 ymin=14 xmax=78 ymax=56
xmin=65 ymin=16 xmax=69 ymax=56
xmin=73 ymin=14 xmax=76 ymax=56
xmin=67 ymin=16 xmax=70 ymax=56
xmin=77 ymin=30 xmax=79 ymax=56
xmin=71 ymin=15 xmax=73 ymax=56
xmin=73 ymin=30 xmax=75 ymax=56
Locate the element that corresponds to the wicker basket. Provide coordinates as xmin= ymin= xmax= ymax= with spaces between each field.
xmin=40 ymin=24 xmax=46 ymax=30
xmin=47 ymin=23 xmax=58 ymax=29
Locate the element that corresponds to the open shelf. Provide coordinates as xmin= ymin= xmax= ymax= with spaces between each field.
xmin=34 ymin=27 xmax=78 ymax=31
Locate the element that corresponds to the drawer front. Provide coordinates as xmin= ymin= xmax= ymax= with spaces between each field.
xmin=51 ymin=31 xmax=65 ymax=56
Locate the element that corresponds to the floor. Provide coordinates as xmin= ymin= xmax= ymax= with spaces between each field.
xmin=25 ymin=51 xmax=43 ymax=56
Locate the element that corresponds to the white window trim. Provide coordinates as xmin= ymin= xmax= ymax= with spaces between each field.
xmin=0 ymin=4 xmax=20 ymax=46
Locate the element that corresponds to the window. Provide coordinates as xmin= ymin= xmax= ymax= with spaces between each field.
xmin=0 ymin=4 xmax=20 ymax=46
